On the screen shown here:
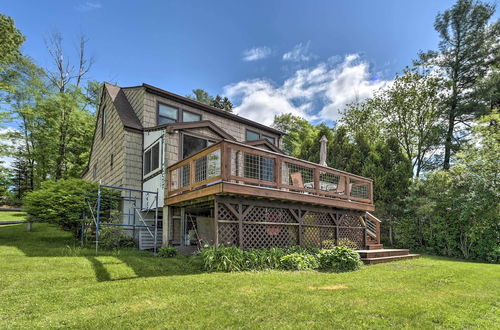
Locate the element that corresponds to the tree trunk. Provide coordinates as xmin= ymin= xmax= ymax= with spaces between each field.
xmin=443 ymin=103 xmax=456 ymax=171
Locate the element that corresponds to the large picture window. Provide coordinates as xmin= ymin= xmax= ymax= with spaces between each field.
xmin=182 ymin=134 xmax=213 ymax=159
xmin=158 ymin=103 xmax=178 ymax=124
xmin=144 ymin=142 xmax=161 ymax=176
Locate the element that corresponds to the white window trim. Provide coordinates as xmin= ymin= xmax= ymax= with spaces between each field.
xmin=143 ymin=140 xmax=163 ymax=178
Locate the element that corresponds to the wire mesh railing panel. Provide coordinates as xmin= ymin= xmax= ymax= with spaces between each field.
xmin=242 ymin=153 xmax=275 ymax=182
xmin=242 ymin=224 xmax=299 ymax=249
xmin=318 ymin=171 xmax=342 ymax=192
xmin=194 ymin=149 xmax=221 ymax=183
xmin=283 ymin=162 xmax=314 ymax=189
xmin=170 ymin=165 xmax=190 ymax=191
xmin=350 ymin=179 xmax=370 ymax=200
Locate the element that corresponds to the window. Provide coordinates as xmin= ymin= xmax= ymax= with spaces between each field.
xmin=245 ymin=129 xmax=260 ymax=141
xmin=93 ymin=163 xmax=97 ymax=179
xmin=110 ymin=154 xmax=114 ymax=169
xmin=101 ymin=107 xmax=106 ymax=138
xmin=182 ymin=134 xmax=213 ymax=159
xmin=183 ymin=110 xmax=201 ymax=122
xmin=144 ymin=142 xmax=161 ymax=176
xmin=263 ymin=134 xmax=276 ymax=145
xmin=158 ymin=103 xmax=178 ymax=124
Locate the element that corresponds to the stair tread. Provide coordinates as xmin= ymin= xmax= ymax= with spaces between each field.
xmin=361 ymin=254 xmax=420 ymax=261
xmin=357 ymin=248 xmax=409 ymax=253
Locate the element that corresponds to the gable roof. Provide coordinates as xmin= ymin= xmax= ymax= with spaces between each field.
xmin=104 ymin=83 xmax=142 ymax=131
xmin=139 ymin=83 xmax=285 ymax=136
xmin=145 ymin=120 xmax=237 ymax=141
xmin=245 ymin=139 xmax=285 ymax=154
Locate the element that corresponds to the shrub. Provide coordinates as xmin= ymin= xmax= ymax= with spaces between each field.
xmin=24 ymin=179 xmax=117 ymax=237
xmin=318 ymin=246 xmax=363 ymax=272
xmin=201 ymin=246 xmax=245 ymax=272
xmin=157 ymin=246 xmax=178 ymax=258
xmin=280 ymin=252 xmax=319 ymax=271
xmin=98 ymin=226 xmax=135 ymax=250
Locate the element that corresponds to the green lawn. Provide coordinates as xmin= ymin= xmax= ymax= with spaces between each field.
xmin=0 ymin=211 xmax=26 ymax=222
xmin=0 ymin=223 xmax=498 ymax=329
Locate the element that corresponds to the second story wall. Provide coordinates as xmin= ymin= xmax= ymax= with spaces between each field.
xmin=141 ymin=89 xmax=282 ymax=148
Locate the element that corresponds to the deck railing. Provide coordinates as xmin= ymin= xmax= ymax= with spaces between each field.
xmin=167 ymin=140 xmax=374 ymax=205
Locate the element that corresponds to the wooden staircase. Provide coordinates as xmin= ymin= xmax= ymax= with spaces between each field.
xmin=360 ymin=212 xmax=419 ymax=264
xmin=358 ymin=249 xmax=420 ymax=264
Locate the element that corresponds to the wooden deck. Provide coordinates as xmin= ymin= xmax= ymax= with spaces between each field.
xmin=165 ymin=140 xmax=375 ymax=212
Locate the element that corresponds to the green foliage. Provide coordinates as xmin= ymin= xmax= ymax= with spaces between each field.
xmin=419 ymin=0 xmax=499 ymax=169
xmin=395 ymin=112 xmax=500 ymax=262
xmin=23 ymin=179 xmax=113 ymax=237
xmin=97 ymin=226 xmax=135 ymax=250
xmin=187 ymin=88 xmax=233 ymax=112
xmin=0 ymin=14 xmax=25 ymax=70
xmin=272 ymin=113 xmax=319 ymax=156
xmin=157 ymin=246 xmax=178 ymax=258
xmin=279 ymin=252 xmax=319 ymax=271
xmin=201 ymin=245 xmax=360 ymax=272
xmin=317 ymin=247 xmax=363 ymax=272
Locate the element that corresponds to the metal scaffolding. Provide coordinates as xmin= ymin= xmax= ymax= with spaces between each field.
xmin=82 ymin=184 xmax=160 ymax=255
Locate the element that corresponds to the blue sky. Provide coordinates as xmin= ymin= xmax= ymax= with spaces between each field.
xmin=3 ymin=0 xmax=472 ymax=125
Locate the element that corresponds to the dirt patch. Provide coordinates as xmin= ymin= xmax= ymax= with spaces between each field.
xmin=309 ymin=284 xmax=347 ymax=290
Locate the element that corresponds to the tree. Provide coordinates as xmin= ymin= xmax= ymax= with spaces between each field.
xmin=374 ymin=67 xmax=443 ymax=177
xmin=396 ymin=111 xmax=499 ymax=262
xmin=420 ymin=0 xmax=499 ymax=170
xmin=187 ymin=88 xmax=233 ymax=112
xmin=0 ymin=14 xmax=25 ymax=77
xmin=0 ymin=14 xmax=26 ymax=125
xmin=272 ymin=113 xmax=318 ymax=156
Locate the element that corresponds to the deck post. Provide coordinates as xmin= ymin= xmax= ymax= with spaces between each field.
xmin=238 ymin=202 xmax=243 ymax=249
xmin=180 ymin=207 xmax=186 ymax=246
xmin=214 ymin=199 xmax=219 ymax=247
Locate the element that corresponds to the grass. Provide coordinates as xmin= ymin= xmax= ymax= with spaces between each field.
xmin=0 ymin=211 xmax=26 ymax=222
xmin=0 ymin=223 xmax=499 ymax=329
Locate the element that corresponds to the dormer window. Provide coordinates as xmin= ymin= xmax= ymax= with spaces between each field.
xmin=158 ymin=103 xmax=178 ymax=124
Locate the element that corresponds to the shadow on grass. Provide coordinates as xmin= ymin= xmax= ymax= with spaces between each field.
xmin=0 ymin=223 xmax=204 ymax=282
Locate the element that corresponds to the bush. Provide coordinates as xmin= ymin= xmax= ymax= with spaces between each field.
xmin=24 ymin=179 xmax=117 ymax=237
xmin=201 ymin=245 xmax=364 ymax=273
xmin=318 ymin=246 xmax=363 ymax=272
xmin=157 ymin=246 xmax=178 ymax=258
xmin=201 ymin=246 xmax=245 ymax=272
xmin=98 ymin=226 xmax=135 ymax=250
xmin=280 ymin=252 xmax=319 ymax=271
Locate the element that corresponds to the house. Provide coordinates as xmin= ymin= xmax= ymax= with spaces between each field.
xmin=83 ymin=82 xmax=387 ymax=254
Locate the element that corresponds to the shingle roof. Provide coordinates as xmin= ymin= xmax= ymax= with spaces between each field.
xmin=104 ymin=83 xmax=142 ymax=131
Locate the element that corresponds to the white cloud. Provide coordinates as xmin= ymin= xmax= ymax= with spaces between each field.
xmin=224 ymin=54 xmax=391 ymax=125
xmin=282 ymin=41 xmax=316 ymax=62
xmin=242 ymin=47 xmax=272 ymax=61
xmin=75 ymin=2 xmax=102 ymax=12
